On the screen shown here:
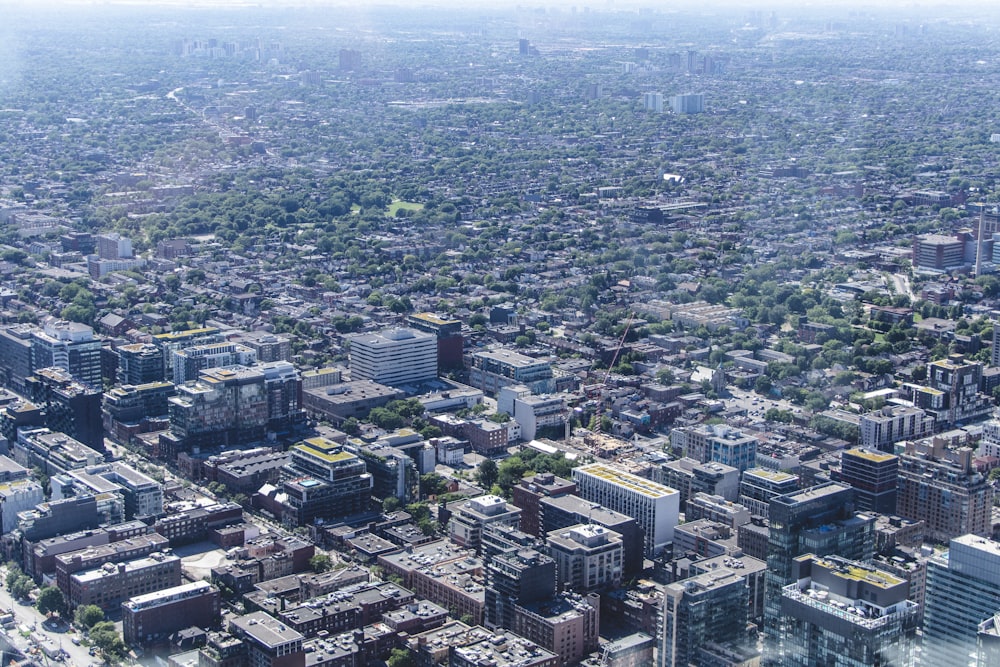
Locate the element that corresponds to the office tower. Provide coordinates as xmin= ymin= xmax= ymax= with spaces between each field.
xmin=859 ymin=405 xmax=933 ymax=452
xmin=669 ymin=423 xmax=757 ymax=473
xmin=896 ymin=439 xmax=992 ymax=541
xmin=96 ymin=232 xmax=133 ymax=259
xmin=260 ymin=360 xmax=304 ymax=432
xmin=836 ymin=448 xmax=899 ymax=514
xmin=923 ymin=535 xmax=1000 ymax=667
xmin=643 ymin=92 xmax=664 ymax=112
xmin=485 ymin=548 xmax=555 ymax=630
xmin=764 ymin=483 xmax=874 ymax=656
xmin=116 ymin=343 xmax=164 ymax=385
xmin=30 ymin=319 xmax=102 ymax=389
xmin=25 ymin=367 xmax=104 ymax=451
xmin=547 ymin=523 xmax=623 ymax=593
xmin=739 ymin=468 xmax=798 ymax=517
xmin=775 ymin=554 xmax=919 ymax=667
xmin=572 ymin=462 xmax=679 ymax=557
xmin=347 ymin=328 xmax=437 ymax=387
xmin=512 ymin=472 xmax=577 ymax=536
xmin=660 ymin=567 xmax=752 ymax=667
xmin=913 ymin=233 xmax=966 ymax=272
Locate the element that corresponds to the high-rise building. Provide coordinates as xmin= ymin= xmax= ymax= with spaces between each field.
xmin=910 ymin=355 xmax=993 ymax=426
xmin=338 ymin=48 xmax=362 ymax=71
xmin=260 ymin=360 xmax=304 ymax=432
xmin=469 ymin=349 xmax=554 ymax=396
xmin=96 ymin=232 xmax=133 ymax=259
xmin=658 ymin=458 xmax=739 ymax=510
xmin=738 ymin=468 xmax=798 ymax=518
xmin=511 ymin=472 xmax=576 ymax=537
xmin=116 ymin=343 xmax=164 ymax=385
xmin=774 ymin=554 xmax=919 ymax=667
xmin=913 ymin=233 xmax=967 ymax=272
xmin=546 ymin=523 xmax=623 ymax=593
xmin=572 ymin=462 xmax=679 ymax=557
xmin=172 ymin=341 xmax=257 ymax=384
xmin=764 ymin=483 xmax=874 ymax=655
xmin=485 ymin=548 xmax=555 ymax=631
xmin=643 ymin=92 xmax=664 ymax=112
xmin=539 ymin=493 xmax=645 ymax=577
xmin=896 ymin=438 xmax=992 ymax=542
xmin=0 ymin=325 xmax=35 ymax=393
xmin=151 ymin=327 xmax=223 ymax=382
xmin=30 ymin=319 xmax=102 ymax=389
xmin=161 ymin=366 xmax=268 ymax=455
xmin=859 ymin=405 xmax=934 ymax=452
xmin=406 ymin=313 xmax=464 ymax=370
xmin=836 ymin=448 xmax=899 ymax=515
xmin=670 ymin=93 xmax=704 ymax=114
xmin=923 ymin=535 xmax=1000 ymax=667
xmin=447 ymin=495 xmax=521 ymax=555
xmin=660 ymin=567 xmax=753 ymax=667
xmin=669 ymin=424 xmax=757 ymax=473
xmin=511 ymin=592 xmax=600 ymax=666
xmin=347 ymin=328 xmax=437 ymax=387
xmin=25 ymin=367 xmax=104 ymax=451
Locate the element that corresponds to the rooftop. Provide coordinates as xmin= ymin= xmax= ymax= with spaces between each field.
xmin=574 ymin=463 xmax=677 ymax=499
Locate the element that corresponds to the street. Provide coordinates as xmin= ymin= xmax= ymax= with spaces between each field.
xmin=0 ymin=569 xmax=104 ymax=667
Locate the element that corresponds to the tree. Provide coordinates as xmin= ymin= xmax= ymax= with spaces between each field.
xmin=383 ymin=495 xmax=402 ymax=512
xmin=341 ymin=417 xmax=360 ymax=435
xmin=309 ymin=553 xmax=333 ymax=573
xmin=420 ymin=473 xmax=449 ymax=497
xmin=90 ymin=621 xmax=126 ymax=660
xmin=74 ymin=604 xmax=105 ymax=629
xmin=8 ymin=573 xmax=34 ymax=601
xmin=476 ymin=459 xmax=498 ymax=490
xmin=35 ymin=586 xmax=66 ymax=617
xmin=387 ymin=648 xmax=417 ymax=667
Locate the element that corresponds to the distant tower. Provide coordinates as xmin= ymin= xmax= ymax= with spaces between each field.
xmin=338 ymin=48 xmax=361 ymax=71
xmin=643 ymin=92 xmax=664 ymax=113
xmin=519 ymin=38 xmax=530 ymax=55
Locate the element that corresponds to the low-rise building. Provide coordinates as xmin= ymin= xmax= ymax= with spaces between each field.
xmin=122 ymin=580 xmax=221 ymax=647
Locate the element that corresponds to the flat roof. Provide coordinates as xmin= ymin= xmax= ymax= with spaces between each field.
xmin=574 ymin=463 xmax=677 ymax=499
xmin=231 ymin=610 xmax=304 ymax=647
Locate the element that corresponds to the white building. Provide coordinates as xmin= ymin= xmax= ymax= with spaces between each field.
xmin=172 ymin=342 xmax=258 ymax=384
xmin=348 ymin=328 xmax=437 ymax=387
xmin=572 ymin=462 xmax=679 ymax=557
xmin=859 ymin=405 xmax=934 ymax=452
xmin=547 ymin=523 xmax=624 ymax=593
xmin=643 ymin=92 xmax=664 ymax=112
xmin=0 ymin=479 xmax=44 ymax=534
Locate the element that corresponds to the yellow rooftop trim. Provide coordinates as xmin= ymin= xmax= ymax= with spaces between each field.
xmin=811 ymin=556 xmax=904 ymax=588
xmin=153 ymin=327 xmax=218 ymax=340
xmin=846 ymin=448 xmax=896 ymax=463
xmin=578 ymin=463 xmax=676 ymax=498
xmin=412 ymin=312 xmax=460 ymax=325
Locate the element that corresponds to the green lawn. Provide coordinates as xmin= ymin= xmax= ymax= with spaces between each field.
xmin=388 ymin=200 xmax=424 ymax=216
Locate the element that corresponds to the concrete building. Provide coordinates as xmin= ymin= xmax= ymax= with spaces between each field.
xmin=774 ymin=554 xmax=919 ymax=667
xmin=511 ymin=592 xmax=600 ymax=666
xmin=378 ymin=540 xmax=485 ymax=626
xmin=924 ymin=535 xmax=1000 ymax=667
xmin=405 ymin=312 xmax=463 ymax=370
xmin=151 ymin=327 xmax=223 ymax=382
xmin=913 ymin=355 xmax=993 ymax=426
xmin=485 ymin=548 xmax=555 ymax=631
xmin=539 ymin=494 xmax=644 ymax=577
xmin=685 ymin=493 xmax=751 ymax=529
xmin=670 ymin=93 xmax=704 ymax=114
xmin=55 ymin=532 xmax=170 ymax=596
xmin=859 ymin=405 xmax=934 ymax=453
xmin=572 ymin=462 xmax=679 ymax=557
xmin=643 ymin=92 xmax=664 ymax=112
xmin=913 ymin=233 xmax=967 ymax=272
xmin=660 ymin=567 xmax=753 ymax=667
xmin=0 ymin=478 xmax=43 ymax=534
xmin=172 ymin=341 xmax=257 ymax=384
xmin=510 ymin=392 xmax=568 ymax=442
xmin=738 ymin=468 xmax=799 ymax=518
xmin=658 ymin=458 xmax=739 ymax=509
xmin=0 ymin=325 xmax=35 ymax=393
xmin=447 ymin=495 xmax=521 ymax=555
xmin=116 ymin=343 xmax=164 ymax=385
xmin=451 ymin=628 xmax=559 ymax=667
xmin=546 ymin=523 xmax=623 ymax=593
xmin=122 ymin=580 xmax=220 ymax=646
xmin=347 ymin=328 xmax=437 ymax=387
xmin=896 ymin=439 xmax=992 ymax=541
xmin=14 ymin=426 xmax=104 ymax=476
xmin=24 ymin=367 xmax=104 ymax=451
xmin=670 ymin=424 xmax=757 ymax=473
xmin=469 ymin=348 xmax=554 ymax=396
